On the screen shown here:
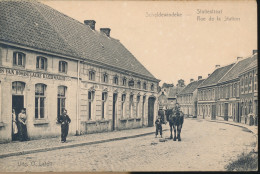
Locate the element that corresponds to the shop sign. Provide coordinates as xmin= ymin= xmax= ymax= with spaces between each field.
xmin=0 ymin=67 xmax=69 ymax=81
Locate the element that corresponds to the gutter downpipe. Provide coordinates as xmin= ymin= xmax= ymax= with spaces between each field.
xmin=76 ymin=60 xmax=80 ymax=135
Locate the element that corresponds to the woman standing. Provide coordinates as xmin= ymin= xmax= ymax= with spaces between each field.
xmin=12 ymin=109 xmax=18 ymax=140
xmin=18 ymin=108 xmax=29 ymax=141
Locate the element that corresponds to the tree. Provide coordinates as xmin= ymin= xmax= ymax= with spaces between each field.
xmin=162 ymin=83 xmax=174 ymax=88
xmin=177 ymin=79 xmax=185 ymax=87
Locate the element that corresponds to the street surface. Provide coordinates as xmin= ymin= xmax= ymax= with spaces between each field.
xmin=0 ymin=119 xmax=256 ymax=171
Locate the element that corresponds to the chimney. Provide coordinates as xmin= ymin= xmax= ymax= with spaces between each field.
xmin=215 ymin=65 xmax=220 ymax=69
xmin=190 ymin=79 xmax=194 ymax=82
xmin=208 ymin=74 xmax=211 ymax=77
xmin=253 ymin=50 xmax=258 ymax=55
xmin=198 ymin=76 xmax=202 ymax=80
xmin=237 ymin=57 xmax=243 ymax=61
xmin=84 ymin=20 xmax=96 ymax=30
xmin=100 ymin=28 xmax=111 ymax=37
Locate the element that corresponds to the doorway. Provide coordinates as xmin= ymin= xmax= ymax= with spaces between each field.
xmin=112 ymin=93 xmax=117 ymax=130
xmin=211 ymin=104 xmax=216 ymax=120
xmin=148 ymin=97 xmax=155 ymax=127
xmin=224 ymin=103 xmax=229 ymax=121
xmin=12 ymin=95 xmax=24 ymax=141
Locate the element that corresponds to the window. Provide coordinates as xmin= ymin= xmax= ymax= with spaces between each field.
xmin=151 ymin=84 xmax=154 ymax=91
xmin=36 ymin=56 xmax=47 ymax=70
xmin=89 ymin=71 xmax=95 ymax=81
xmin=88 ymin=91 xmax=94 ymax=120
xmin=102 ymin=92 xmax=107 ymax=119
xmin=129 ymin=95 xmax=134 ymax=117
xmin=102 ymin=73 xmax=108 ymax=83
xmin=241 ymin=77 xmax=244 ymax=93
xmin=35 ymin=84 xmax=46 ymax=119
xmin=136 ymin=95 xmax=140 ymax=117
xmin=13 ymin=52 xmax=25 ymax=67
xmin=59 ymin=61 xmax=67 ymax=73
xmin=143 ymin=82 xmax=147 ymax=90
xmin=249 ymin=75 xmax=252 ymax=92
xmin=121 ymin=94 xmax=126 ymax=117
xmin=122 ymin=77 xmax=127 ymax=86
xmin=57 ymin=86 xmax=67 ymax=118
xmin=245 ymin=76 xmax=248 ymax=92
xmin=254 ymin=72 xmax=258 ymax=91
xmin=137 ymin=81 xmax=141 ymax=89
xmin=113 ymin=76 xmax=118 ymax=85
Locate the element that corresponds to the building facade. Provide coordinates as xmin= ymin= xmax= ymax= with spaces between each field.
xmin=216 ymin=55 xmax=257 ymax=122
xmin=0 ymin=1 xmax=160 ymax=142
xmin=177 ymin=77 xmax=204 ymax=117
xmin=197 ymin=63 xmax=235 ymax=120
xmin=239 ymin=57 xmax=258 ymax=125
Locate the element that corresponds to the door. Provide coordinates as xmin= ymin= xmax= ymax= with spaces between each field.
xmin=142 ymin=96 xmax=145 ymax=126
xmin=224 ymin=103 xmax=229 ymax=121
xmin=12 ymin=95 xmax=24 ymax=141
xmin=112 ymin=93 xmax=117 ymax=130
xmin=148 ymin=97 xmax=155 ymax=127
xmin=211 ymin=104 xmax=216 ymax=120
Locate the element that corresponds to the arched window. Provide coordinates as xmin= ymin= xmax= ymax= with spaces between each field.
xmin=102 ymin=92 xmax=107 ymax=119
xmin=151 ymin=84 xmax=154 ymax=91
xmin=36 ymin=56 xmax=47 ymax=70
xmin=137 ymin=81 xmax=141 ymax=89
xmin=59 ymin=61 xmax=67 ymax=73
xmin=122 ymin=77 xmax=127 ymax=86
xmin=88 ymin=91 xmax=95 ymax=120
xmin=143 ymin=82 xmax=147 ymax=90
xmin=13 ymin=52 xmax=26 ymax=67
xmin=89 ymin=70 xmax=95 ymax=81
xmin=129 ymin=94 xmax=134 ymax=117
xmin=102 ymin=73 xmax=108 ymax=83
xmin=113 ymin=76 xmax=118 ymax=85
xmin=121 ymin=94 xmax=126 ymax=118
xmin=35 ymin=84 xmax=47 ymax=119
xmin=57 ymin=86 xmax=67 ymax=118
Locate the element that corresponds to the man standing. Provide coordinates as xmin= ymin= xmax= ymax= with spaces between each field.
xmin=58 ymin=109 xmax=71 ymax=143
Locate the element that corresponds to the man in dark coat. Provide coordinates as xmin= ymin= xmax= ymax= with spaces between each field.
xmin=58 ymin=109 xmax=71 ymax=143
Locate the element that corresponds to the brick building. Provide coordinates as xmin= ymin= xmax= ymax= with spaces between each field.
xmin=0 ymin=1 xmax=159 ymax=142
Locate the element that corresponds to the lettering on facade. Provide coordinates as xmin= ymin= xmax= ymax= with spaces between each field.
xmin=0 ymin=67 xmax=68 ymax=81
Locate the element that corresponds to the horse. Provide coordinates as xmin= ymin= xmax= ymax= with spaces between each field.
xmin=165 ymin=107 xmax=184 ymax=141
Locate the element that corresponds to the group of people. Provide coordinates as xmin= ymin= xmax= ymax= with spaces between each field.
xmin=12 ymin=108 xmax=29 ymax=141
xmin=12 ymin=108 xmax=71 ymax=143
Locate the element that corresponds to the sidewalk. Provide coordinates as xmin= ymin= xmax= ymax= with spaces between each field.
xmin=0 ymin=126 xmax=167 ymax=158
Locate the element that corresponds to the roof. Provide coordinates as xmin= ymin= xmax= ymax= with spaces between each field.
xmin=241 ymin=56 xmax=258 ymax=74
xmin=199 ymin=63 xmax=235 ymax=88
xmin=219 ymin=54 xmax=257 ymax=83
xmin=167 ymin=86 xmax=184 ymax=98
xmin=0 ymin=1 xmax=158 ymax=80
xmin=178 ymin=79 xmax=204 ymax=95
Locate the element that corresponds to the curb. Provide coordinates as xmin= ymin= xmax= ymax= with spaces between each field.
xmin=0 ymin=129 xmax=168 ymax=159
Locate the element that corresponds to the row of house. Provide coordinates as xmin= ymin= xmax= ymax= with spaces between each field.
xmin=0 ymin=1 xmax=160 ymax=143
xmin=176 ymin=51 xmax=258 ymax=125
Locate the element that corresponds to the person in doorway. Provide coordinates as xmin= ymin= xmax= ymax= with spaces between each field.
xmin=58 ymin=109 xmax=71 ymax=143
xmin=12 ymin=109 xmax=18 ymax=140
xmin=18 ymin=108 xmax=29 ymax=141
xmin=155 ymin=115 xmax=163 ymax=138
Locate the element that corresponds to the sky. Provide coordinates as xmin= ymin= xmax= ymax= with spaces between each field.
xmin=41 ymin=0 xmax=257 ymax=86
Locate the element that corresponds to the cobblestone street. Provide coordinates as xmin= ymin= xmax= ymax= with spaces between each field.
xmin=0 ymin=118 xmax=256 ymax=172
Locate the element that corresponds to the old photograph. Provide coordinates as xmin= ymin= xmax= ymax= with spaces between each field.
xmin=0 ymin=0 xmax=258 ymax=172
